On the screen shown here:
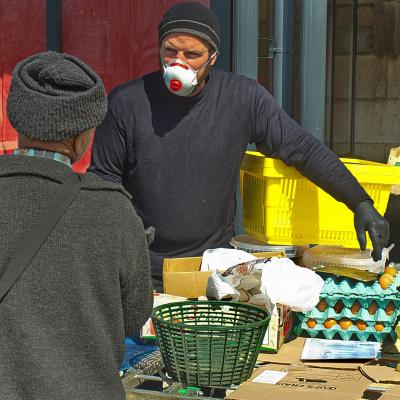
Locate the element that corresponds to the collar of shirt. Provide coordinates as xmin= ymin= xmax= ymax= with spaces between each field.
xmin=13 ymin=149 xmax=72 ymax=167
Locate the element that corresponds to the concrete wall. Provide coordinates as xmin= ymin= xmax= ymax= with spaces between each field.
xmin=330 ymin=0 xmax=400 ymax=162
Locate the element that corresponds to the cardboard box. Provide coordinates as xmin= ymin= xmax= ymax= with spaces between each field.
xmin=246 ymin=337 xmax=400 ymax=399
xmin=163 ymin=256 xmax=212 ymax=299
xmin=228 ymin=334 xmax=400 ymax=400
xmin=141 ymin=297 xmax=292 ymax=352
xmin=226 ymin=363 xmax=373 ymax=400
xmin=163 ymin=251 xmax=282 ymax=298
xmin=162 ymin=251 xmax=288 ymax=351
xmin=261 ymin=303 xmax=293 ymax=352
xmin=140 ymin=293 xmax=187 ymax=338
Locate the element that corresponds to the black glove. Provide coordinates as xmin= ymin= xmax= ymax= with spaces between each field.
xmin=354 ymin=200 xmax=389 ymax=261
xmin=144 ymin=226 xmax=155 ymax=247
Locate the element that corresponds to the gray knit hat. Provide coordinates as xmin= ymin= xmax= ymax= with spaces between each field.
xmin=158 ymin=2 xmax=220 ymax=52
xmin=6 ymin=51 xmax=107 ymax=142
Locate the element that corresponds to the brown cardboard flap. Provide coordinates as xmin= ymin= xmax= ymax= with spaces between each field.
xmin=226 ymin=385 xmax=341 ymax=400
xmin=258 ymin=337 xmax=306 ymax=365
xmin=361 ymin=361 xmax=400 ymax=384
xmin=226 ymin=363 xmax=372 ymax=400
xmin=163 ymin=270 xmax=212 ymax=298
xmin=163 ymin=256 xmax=203 ymax=272
xmin=163 ymin=251 xmax=282 ymax=298
xmin=162 ymin=255 xmax=211 ymax=298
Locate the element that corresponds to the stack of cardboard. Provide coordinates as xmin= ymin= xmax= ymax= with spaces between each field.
xmin=226 ymin=337 xmax=400 ymax=400
xmin=162 ymin=251 xmax=292 ymax=352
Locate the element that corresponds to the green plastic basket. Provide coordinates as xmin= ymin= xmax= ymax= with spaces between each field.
xmin=151 ymin=301 xmax=270 ymax=387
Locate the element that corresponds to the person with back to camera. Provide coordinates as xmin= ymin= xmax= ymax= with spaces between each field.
xmin=0 ymin=51 xmax=153 ymax=400
xmin=90 ymin=2 xmax=389 ymax=292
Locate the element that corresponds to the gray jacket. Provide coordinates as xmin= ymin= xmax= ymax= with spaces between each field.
xmin=0 ymin=155 xmax=153 ymax=400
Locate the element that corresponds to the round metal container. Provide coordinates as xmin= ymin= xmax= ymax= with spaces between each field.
xmin=230 ymin=234 xmax=298 ymax=258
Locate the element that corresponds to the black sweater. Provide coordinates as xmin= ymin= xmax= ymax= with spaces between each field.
xmin=90 ymin=68 xmax=370 ymax=287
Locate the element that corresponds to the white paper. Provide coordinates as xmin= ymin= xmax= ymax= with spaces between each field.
xmin=301 ymin=338 xmax=381 ymax=360
xmin=252 ymin=370 xmax=287 ymax=384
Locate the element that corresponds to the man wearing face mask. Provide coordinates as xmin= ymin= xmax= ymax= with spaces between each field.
xmin=90 ymin=1 xmax=389 ymax=291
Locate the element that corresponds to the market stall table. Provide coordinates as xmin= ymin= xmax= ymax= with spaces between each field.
xmin=226 ymin=336 xmax=400 ymax=400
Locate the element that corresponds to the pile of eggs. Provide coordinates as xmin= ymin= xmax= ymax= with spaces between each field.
xmin=306 ymin=300 xmax=395 ymax=332
xmin=305 ymin=265 xmax=398 ymax=333
xmin=378 ymin=264 xmax=398 ymax=289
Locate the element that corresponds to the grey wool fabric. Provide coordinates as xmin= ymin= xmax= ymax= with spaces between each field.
xmin=6 ymin=51 xmax=107 ymax=141
xmin=0 ymin=156 xmax=153 ymax=400
xmin=158 ymin=2 xmax=220 ymax=51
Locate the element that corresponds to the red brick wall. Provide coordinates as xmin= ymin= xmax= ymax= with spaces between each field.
xmin=0 ymin=0 xmax=209 ymax=172
xmin=0 ymin=0 xmax=46 ymax=154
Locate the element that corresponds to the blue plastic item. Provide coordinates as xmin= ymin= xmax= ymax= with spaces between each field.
xmin=120 ymin=336 xmax=159 ymax=372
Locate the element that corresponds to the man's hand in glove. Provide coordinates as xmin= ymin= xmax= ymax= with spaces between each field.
xmin=354 ymin=200 xmax=389 ymax=261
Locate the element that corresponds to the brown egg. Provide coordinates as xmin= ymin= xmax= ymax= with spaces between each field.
xmin=333 ymin=300 xmax=344 ymax=314
xmin=385 ymin=301 xmax=396 ymax=316
xmin=379 ymin=273 xmax=394 ymax=290
xmin=350 ymin=301 xmax=361 ymax=315
xmin=338 ymin=317 xmax=353 ymax=330
xmin=306 ymin=318 xmax=317 ymax=328
xmin=368 ymin=301 xmax=379 ymax=315
xmin=374 ymin=322 xmax=385 ymax=332
xmin=323 ymin=318 xmax=337 ymax=329
xmin=384 ymin=265 xmax=398 ymax=277
xmin=355 ymin=320 xmax=367 ymax=331
xmin=316 ymin=299 xmax=327 ymax=312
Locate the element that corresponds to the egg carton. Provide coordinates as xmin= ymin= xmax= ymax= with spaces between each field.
xmin=305 ymin=297 xmax=400 ymax=323
xmin=295 ymin=298 xmax=400 ymax=342
xmin=320 ymin=271 xmax=400 ymax=298
xmin=294 ymin=269 xmax=400 ymax=342
xmin=294 ymin=316 xmax=395 ymax=342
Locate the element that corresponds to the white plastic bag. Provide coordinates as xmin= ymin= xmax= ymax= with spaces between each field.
xmin=205 ymin=257 xmax=271 ymax=301
xmin=204 ymin=253 xmax=324 ymax=314
xmin=260 ymin=257 xmax=324 ymax=313
xmin=200 ymin=248 xmax=256 ymax=272
xmin=206 ymin=271 xmax=240 ymax=301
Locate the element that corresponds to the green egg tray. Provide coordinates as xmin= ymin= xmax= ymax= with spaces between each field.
xmin=295 ymin=270 xmax=400 ymax=342
xmin=321 ymin=271 xmax=400 ymax=297
xmin=294 ymin=318 xmax=396 ymax=342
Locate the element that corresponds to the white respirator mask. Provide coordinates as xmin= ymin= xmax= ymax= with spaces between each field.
xmin=161 ymin=53 xmax=217 ymax=96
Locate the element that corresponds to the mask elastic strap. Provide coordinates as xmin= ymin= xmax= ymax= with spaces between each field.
xmin=197 ymin=51 xmax=218 ymax=71
xmin=192 ymin=51 xmax=218 ymax=85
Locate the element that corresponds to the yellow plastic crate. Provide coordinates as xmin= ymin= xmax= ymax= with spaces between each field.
xmin=240 ymin=151 xmax=400 ymax=248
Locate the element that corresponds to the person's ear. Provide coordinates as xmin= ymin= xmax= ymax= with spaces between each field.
xmin=73 ymin=129 xmax=95 ymax=162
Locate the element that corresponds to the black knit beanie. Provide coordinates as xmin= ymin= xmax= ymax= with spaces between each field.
xmin=158 ymin=2 xmax=220 ymax=52
xmin=6 ymin=51 xmax=107 ymax=142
